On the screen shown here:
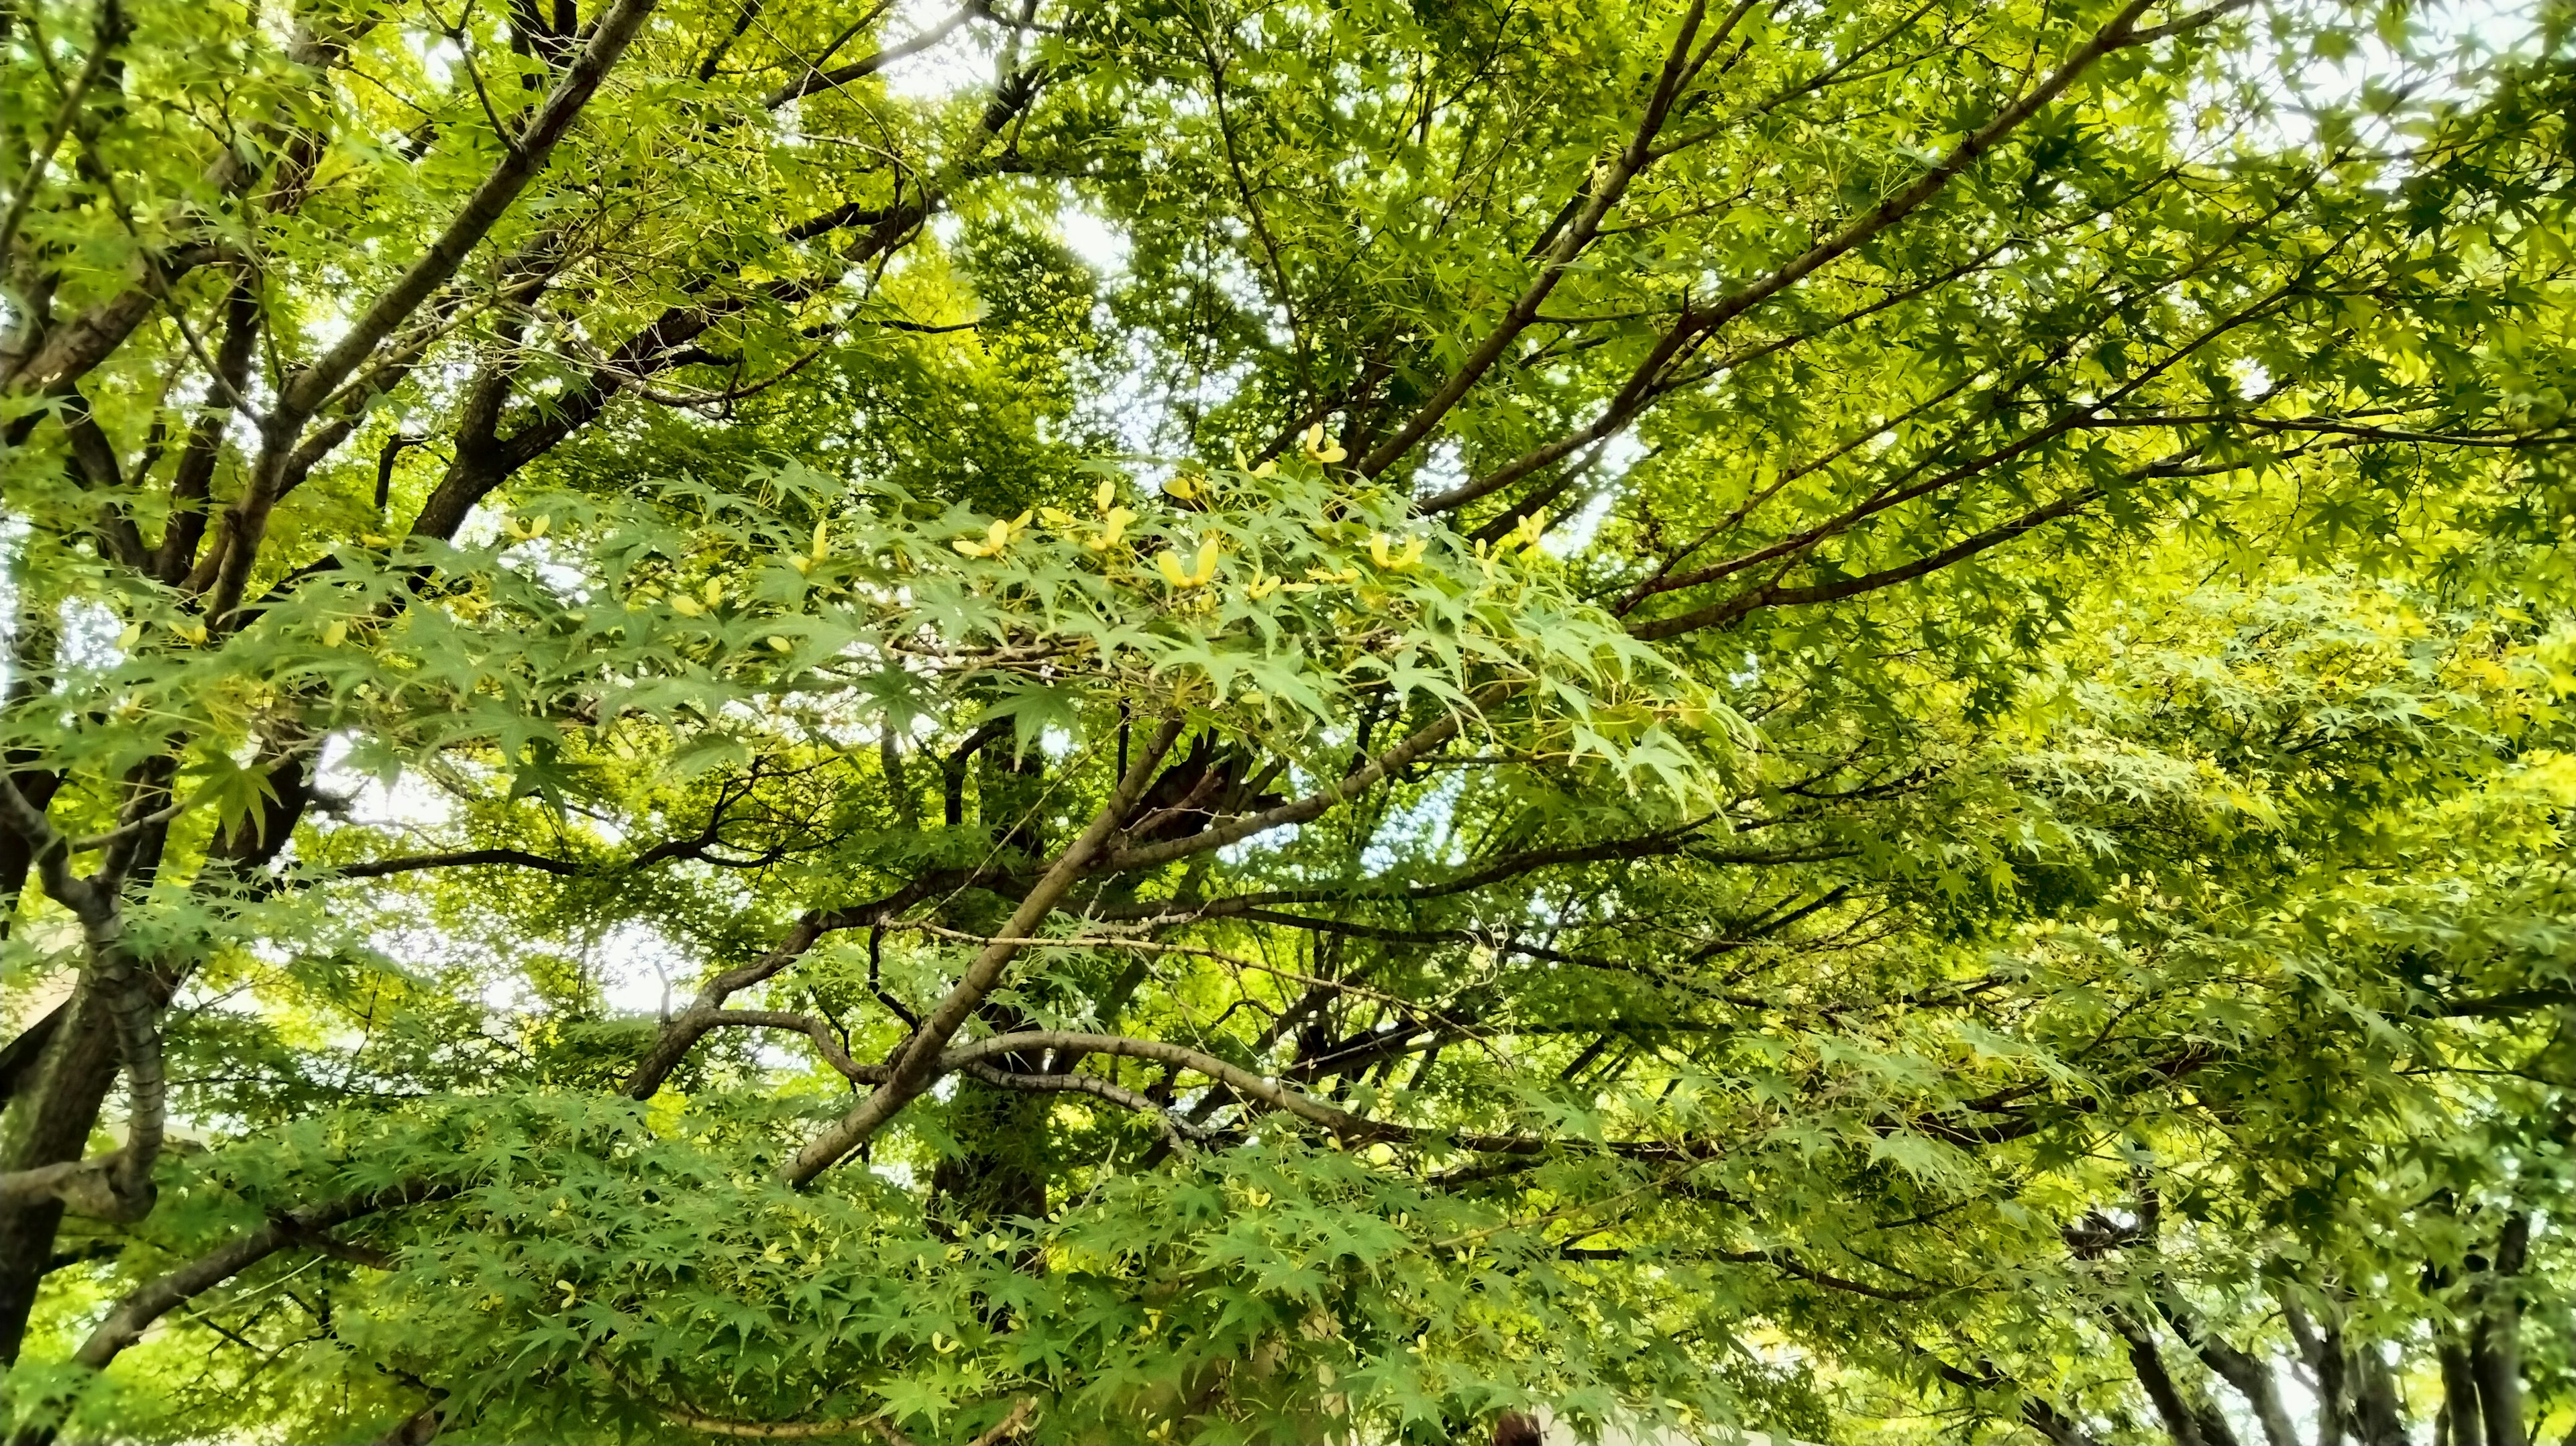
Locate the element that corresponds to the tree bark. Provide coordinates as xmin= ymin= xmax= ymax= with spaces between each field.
xmin=2472 ymin=1214 xmax=2530 ymax=1446
xmin=0 ymin=748 xmax=303 ymax=1357
xmin=0 ymin=989 xmax=123 ymax=1361
xmin=2110 ymin=1311 xmax=2229 ymax=1446
xmin=2315 ymin=1342 xmax=2347 ymax=1446
xmin=2438 ymin=1340 xmax=2485 ymax=1446
xmin=2155 ymin=1285 xmax=2298 ymax=1446
xmin=0 ymin=769 xmax=58 ymax=936
xmin=927 ymin=1073 xmax=1051 ymax=1245
xmin=2346 ymin=1334 xmax=2410 ymax=1446
xmin=370 ymin=1406 xmax=443 ymax=1446
xmin=784 ymin=718 xmax=1185 ymax=1184
xmin=0 ymin=1006 xmax=64 ymax=1109
xmin=2283 ymin=1298 xmax=2347 ymax=1446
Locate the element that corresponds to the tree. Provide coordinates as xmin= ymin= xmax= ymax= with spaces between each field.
xmin=0 ymin=0 xmax=2571 ymax=1439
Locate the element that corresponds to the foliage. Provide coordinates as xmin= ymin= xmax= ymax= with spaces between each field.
xmin=0 ymin=0 xmax=2573 ymax=1443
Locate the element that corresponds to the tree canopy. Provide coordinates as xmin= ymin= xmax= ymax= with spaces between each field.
xmin=1 ymin=0 xmax=2573 ymax=1442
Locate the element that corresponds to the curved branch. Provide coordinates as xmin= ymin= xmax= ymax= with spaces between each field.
xmin=936 ymin=1030 xmax=1409 ymax=1143
xmin=70 ymin=1182 xmax=452 ymax=1372
xmin=0 ymin=0 xmax=127 ymax=280
xmin=600 ymin=1347 xmax=1037 ymax=1446
xmin=1091 ymin=835 xmax=1835 ymax=924
xmin=764 ymin=3 xmax=979 ymax=107
xmin=1714 ymin=1247 xmax=1931 ymax=1302
xmin=1629 ymin=484 xmax=2104 ymax=640
xmin=1357 ymin=1 xmax=1732 ymax=478
xmin=782 ymin=718 xmax=1187 ymax=1184
xmin=958 ymin=1062 xmax=1212 ymax=1152
xmin=700 ymin=1010 xmax=885 ymax=1084
xmin=277 ymin=0 xmax=658 ymax=419
xmin=331 ymin=847 xmax=584 ymax=879
xmin=1095 ymin=691 xmax=1493 ymax=877
xmin=1666 ymin=0 xmax=2168 ymax=349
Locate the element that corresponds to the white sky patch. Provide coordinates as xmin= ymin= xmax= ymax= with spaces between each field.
xmin=1542 ymin=431 xmax=1648 ymax=557
xmin=1216 ymin=830 xmax=1277 ymax=868
xmin=1411 ymin=440 xmax=1467 ymax=501
xmin=454 ymin=502 xmax=504 ymax=549
xmin=875 ymin=0 xmax=1001 ymax=102
xmin=313 ymin=732 xmax=460 ymax=834
xmin=1358 ymin=769 xmax=1468 ymax=876
xmin=0 ymin=517 xmax=23 ymax=657
xmin=412 ymin=29 xmax=459 ymax=89
xmin=1057 ymin=205 xmax=1131 ymax=278
xmin=593 ymin=920 xmax=692 ymax=1016
xmin=0 ymin=521 xmax=131 ymax=681
xmin=54 ymin=599 xmax=123 ymax=671
xmin=1598 ymin=431 xmax=1648 ymax=478
xmin=2218 ymin=0 xmax=2542 ymax=162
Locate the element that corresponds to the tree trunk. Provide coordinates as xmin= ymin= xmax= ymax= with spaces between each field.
xmin=2112 ymin=1313 xmax=2222 ymax=1446
xmin=928 ymin=1072 xmax=1052 ymax=1245
xmin=0 ymin=769 xmax=60 ymax=938
xmin=2438 ymin=1341 xmax=2486 ymax=1446
xmin=2156 ymin=1285 xmax=2298 ymax=1446
xmin=2295 ymin=1306 xmax=2347 ymax=1446
xmin=2347 ymin=1337 xmax=2410 ymax=1446
xmin=2473 ymin=1215 xmax=2530 ymax=1446
xmin=0 ymin=989 xmax=124 ymax=1361
xmin=0 ymin=1005 xmax=65 ymax=1109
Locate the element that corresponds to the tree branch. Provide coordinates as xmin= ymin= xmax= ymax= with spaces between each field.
xmin=70 ymin=1182 xmax=453 ymax=1372
xmin=278 ymin=0 xmax=659 ymax=419
xmin=1356 ymin=0 xmax=1731 ymax=477
xmin=783 ymin=718 xmax=1187 ymax=1184
xmin=763 ymin=3 xmax=977 ymax=107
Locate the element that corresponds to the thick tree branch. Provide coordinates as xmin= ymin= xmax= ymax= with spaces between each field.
xmin=1629 ymin=485 xmax=2104 ymax=640
xmin=958 ymin=1062 xmax=1214 ymax=1152
xmin=70 ymin=1182 xmax=452 ymax=1372
xmin=763 ymin=3 xmax=976 ymax=107
xmin=1357 ymin=0 xmax=1731 ymax=477
xmin=783 ymin=718 xmax=1186 ymax=1183
xmin=278 ymin=0 xmax=657 ymax=421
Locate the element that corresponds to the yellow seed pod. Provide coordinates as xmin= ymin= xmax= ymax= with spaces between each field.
xmin=1087 ymin=506 xmax=1136 ymax=551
